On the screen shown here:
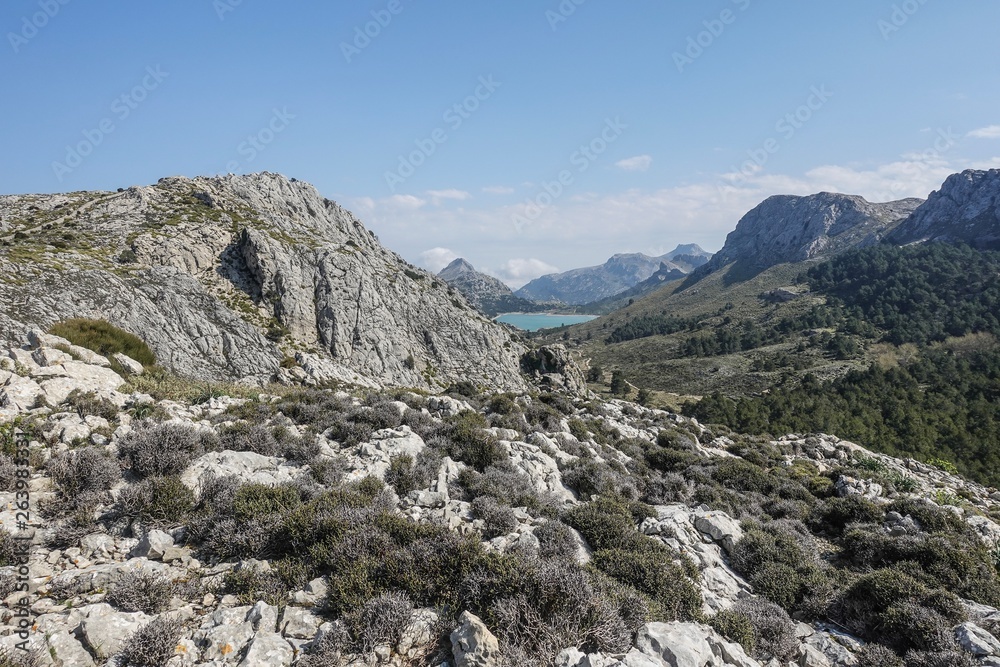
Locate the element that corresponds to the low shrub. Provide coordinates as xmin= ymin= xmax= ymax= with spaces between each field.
xmin=725 ymin=599 xmax=797 ymax=662
xmin=0 ymin=529 xmax=18 ymax=567
xmin=472 ymin=496 xmax=517 ymax=539
xmin=218 ymin=423 xmax=279 ymax=456
xmin=47 ymin=446 xmax=120 ymax=503
xmin=118 ymin=617 xmax=183 ymax=667
xmin=118 ymin=423 xmax=208 ymax=479
xmin=590 ymin=548 xmax=702 ymax=622
xmin=48 ymin=318 xmax=156 ymax=367
xmin=347 ymin=591 xmax=414 ymax=653
xmin=808 ymin=495 xmax=885 ymax=536
xmin=856 ymin=643 xmax=904 ymax=667
xmin=535 ymin=519 xmax=580 ymax=561
xmin=223 ymin=562 xmax=289 ymax=607
xmin=106 ymin=570 xmax=175 ymax=614
xmin=444 ymin=411 xmax=506 ymax=471
xmin=0 ymin=454 xmax=14 ymax=492
xmin=66 ymin=389 xmax=119 ymax=422
xmin=116 ymin=476 xmax=195 ymax=528
xmin=836 ymin=568 xmax=966 ymax=652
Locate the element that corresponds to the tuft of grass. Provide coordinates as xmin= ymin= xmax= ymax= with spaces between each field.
xmin=48 ymin=318 xmax=156 ymax=366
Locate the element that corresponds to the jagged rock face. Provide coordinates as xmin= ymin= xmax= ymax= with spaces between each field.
xmin=516 ymin=247 xmax=710 ymax=306
xmin=438 ymin=258 xmax=539 ymax=317
xmin=700 ymin=193 xmax=923 ymax=276
xmin=887 ymin=169 xmax=1000 ymax=249
xmin=0 ymin=173 xmax=526 ymax=390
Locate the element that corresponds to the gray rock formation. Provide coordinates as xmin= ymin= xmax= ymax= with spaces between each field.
xmin=438 ymin=258 xmax=541 ymax=317
xmin=0 ymin=173 xmax=527 ymax=390
xmin=886 ymin=169 xmax=1000 ymax=249
xmin=516 ymin=246 xmax=712 ymax=306
xmin=696 ymin=193 xmax=922 ymax=279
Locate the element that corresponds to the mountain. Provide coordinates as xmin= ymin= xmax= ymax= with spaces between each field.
xmin=887 ymin=168 xmax=1000 ymax=249
xmin=437 ymin=258 xmax=542 ymax=317
xmin=0 ymin=173 xmax=527 ymax=390
xmin=516 ymin=245 xmax=712 ymax=305
xmin=695 ymin=193 xmax=923 ymax=281
xmin=579 ymin=262 xmax=689 ymax=315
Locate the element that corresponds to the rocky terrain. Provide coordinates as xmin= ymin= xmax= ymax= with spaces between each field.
xmin=437 ymin=259 xmax=541 ymax=318
xmin=4 ymin=330 xmax=1000 ymax=666
xmin=887 ymin=169 xmax=1000 ymax=249
xmin=693 ymin=194 xmax=923 ymax=281
xmin=0 ymin=174 xmax=525 ymax=391
xmin=516 ymin=246 xmax=712 ymax=306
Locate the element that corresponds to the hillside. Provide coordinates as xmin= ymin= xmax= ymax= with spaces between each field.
xmin=0 ymin=174 xmax=526 ymax=391
xmin=3 ymin=329 xmax=1000 ymax=666
xmin=438 ymin=258 xmax=543 ymax=317
xmin=516 ymin=245 xmax=712 ymax=306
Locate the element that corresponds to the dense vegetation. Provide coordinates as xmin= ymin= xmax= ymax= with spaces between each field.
xmin=684 ymin=243 xmax=1000 ymax=486
xmin=48 ymin=318 xmax=157 ymax=366
xmin=688 ymin=345 xmax=1000 ymax=486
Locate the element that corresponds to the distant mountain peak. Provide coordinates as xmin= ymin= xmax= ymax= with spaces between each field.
xmin=515 ymin=244 xmax=712 ymax=305
xmin=439 ymin=257 xmax=477 ymax=280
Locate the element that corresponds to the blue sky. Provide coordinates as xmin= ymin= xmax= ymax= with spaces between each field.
xmin=3 ymin=1 xmax=999 ymax=286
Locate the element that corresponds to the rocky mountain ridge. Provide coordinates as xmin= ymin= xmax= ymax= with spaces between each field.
xmin=887 ymin=169 xmax=1000 ymax=249
xmin=516 ymin=246 xmax=712 ymax=306
xmin=695 ymin=193 xmax=923 ymax=281
xmin=437 ymin=259 xmax=542 ymax=318
xmin=0 ymin=173 xmax=527 ymax=392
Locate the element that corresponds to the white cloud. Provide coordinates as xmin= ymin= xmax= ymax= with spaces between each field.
xmin=969 ymin=126 xmax=1000 ymax=140
xmin=354 ymin=144 xmax=993 ymax=286
xmin=384 ymin=194 xmax=426 ymax=210
xmin=418 ymin=247 xmax=460 ymax=273
xmin=426 ymin=189 xmax=472 ymax=206
xmin=615 ymin=155 xmax=653 ymax=172
xmin=482 ymin=185 xmax=515 ymax=195
xmin=490 ymin=259 xmax=560 ymax=289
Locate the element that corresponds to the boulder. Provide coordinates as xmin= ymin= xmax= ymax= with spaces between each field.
xmin=112 ymin=352 xmax=145 ymax=375
xmin=452 ymin=610 xmax=500 ymax=667
xmin=956 ymin=622 xmax=1000 ymax=657
xmin=238 ymin=632 xmax=294 ymax=667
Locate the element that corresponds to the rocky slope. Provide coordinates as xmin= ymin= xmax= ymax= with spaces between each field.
xmin=516 ymin=246 xmax=712 ymax=306
xmin=438 ymin=259 xmax=541 ymax=317
xmin=4 ymin=332 xmax=1000 ymax=666
xmin=887 ymin=169 xmax=1000 ymax=249
xmin=695 ymin=193 xmax=922 ymax=280
xmin=0 ymin=174 xmax=526 ymax=391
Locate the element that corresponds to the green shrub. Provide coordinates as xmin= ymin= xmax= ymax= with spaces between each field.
xmin=66 ymin=389 xmax=119 ymax=422
xmin=836 ymin=568 xmax=966 ymax=651
xmin=712 ymin=459 xmax=778 ymax=495
xmin=710 ymin=609 xmax=756 ymax=655
xmin=856 ymin=643 xmax=904 ymax=667
xmin=564 ymin=497 xmax=650 ymax=552
xmin=48 ymin=318 xmax=156 ymax=367
xmin=116 ymin=476 xmax=195 ymax=527
xmin=223 ymin=562 xmax=289 ymax=607
xmin=718 ymin=599 xmax=797 ymax=662
xmin=443 ymin=411 xmax=506 ymax=471
xmin=0 ymin=529 xmax=18 ymax=567
xmin=590 ymin=548 xmax=701 ymax=621
xmin=232 ymin=483 xmax=302 ymax=521
xmin=808 ymin=495 xmax=885 ymax=536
